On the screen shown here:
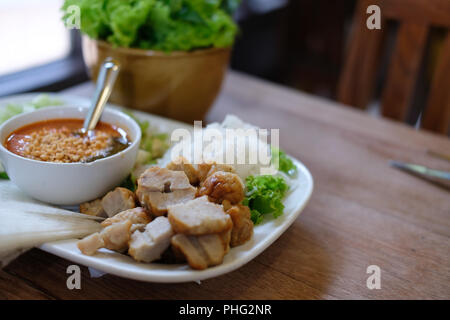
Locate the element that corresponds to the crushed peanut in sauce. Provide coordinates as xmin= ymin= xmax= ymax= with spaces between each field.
xmin=5 ymin=119 xmax=130 ymax=163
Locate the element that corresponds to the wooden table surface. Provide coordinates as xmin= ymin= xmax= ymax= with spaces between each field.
xmin=1 ymin=71 xmax=449 ymax=300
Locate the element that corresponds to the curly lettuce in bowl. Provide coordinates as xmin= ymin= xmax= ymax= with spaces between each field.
xmin=62 ymin=0 xmax=241 ymax=51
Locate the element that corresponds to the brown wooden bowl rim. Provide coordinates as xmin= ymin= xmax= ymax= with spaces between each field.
xmin=90 ymin=39 xmax=231 ymax=58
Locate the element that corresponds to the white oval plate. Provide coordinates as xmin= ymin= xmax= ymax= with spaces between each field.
xmin=0 ymin=93 xmax=313 ymax=283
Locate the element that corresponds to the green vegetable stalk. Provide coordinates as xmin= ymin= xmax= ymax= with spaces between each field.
xmin=62 ymin=0 xmax=241 ymax=52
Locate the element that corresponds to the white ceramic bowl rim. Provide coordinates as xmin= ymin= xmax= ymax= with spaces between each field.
xmin=0 ymin=106 xmax=141 ymax=167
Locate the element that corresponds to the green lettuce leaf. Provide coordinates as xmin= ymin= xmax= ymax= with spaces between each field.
xmin=243 ymin=175 xmax=288 ymax=225
xmin=0 ymin=94 xmax=63 ymax=125
xmin=62 ymin=0 xmax=240 ymax=51
xmin=272 ymin=147 xmax=297 ymax=176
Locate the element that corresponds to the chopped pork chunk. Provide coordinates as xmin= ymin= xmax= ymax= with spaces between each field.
xmin=168 ymin=196 xmax=232 ymax=235
xmin=77 ymin=232 xmax=104 ymax=255
xmin=171 ymin=230 xmax=231 ymax=270
xmin=136 ymin=167 xmax=196 ymax=216
xmin=132 ymin=164 xmax=152 ymax=184
xmin=100 ymin=207 xmax=151 ymax=228
xmin=222 ymin=199 xmax=233 ymax=211
xmin=197 ymin=171 xmax=244 ymax=205
xmin=101 ymin=187 xmax=136 ymax=218
xmin=130 ymin=224 xmax=147 ymax=233
xmin=137 ymin=167 xmax=192 ymax=192
xmin=166 ymin=156 xmax=199 ymax=185
xmin=225 ymin=203 xmax=253 ymax=247
xmin=77 ymin=220 xmax=132 ymax=255
xmin=140 ymin=189 xmax=197 ymax=216
xmin=128 ymin=217 xmax=174 ymax=263
xmin=101 ymin=220 xmax=132 ymax=252
xmin=197 ymin=162 xmax=235 ymax=183
xmin=79 ymin=199 xmax=106 ymax=217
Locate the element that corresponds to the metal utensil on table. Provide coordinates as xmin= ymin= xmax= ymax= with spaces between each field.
xmin=81 ymin=57 xmax=120 ymax=134
xmin=389 ymin=160 xmax=450 ymax=190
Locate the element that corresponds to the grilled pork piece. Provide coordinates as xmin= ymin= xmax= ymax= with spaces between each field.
xmin=224 ymin=202 xmax=254 ymax=247
xmin=166 ymin=156 xmax=199 ymax=185
xmin=79 ymin=199 xmax=106 ymax=217
xmin=101 ymin=187 xmax=136 ymax=218
xmin=128 ymin=217 xmax=174 ymax=263
xmin=171 ymin=230 xmax=231 ymax=270
xmin=197 ymin=162 xmax=235 ymax=183
xmin=139 ymin=190 xmax=197 ymax=216
xmin=168 ymin=196 xmax=232 ymax=235
xmin=101 ymin=220 xmax=132 ymax=252
xmin=132 ymin=164 xmax=153 ymax=185
xmin=137 ymin=167 xmax=192 ymax=192
xmin=77 ymin=220 xmax=132 ymax=255
xmin=197 ymin=171 xmax=244 ymax=205
xmin=136 ymin=167 xmax=196 ymax=216
xmin=100 ymin=207 xmax=151 ymax=228
xmin=77 ymin=232 xmax=104 ymax=255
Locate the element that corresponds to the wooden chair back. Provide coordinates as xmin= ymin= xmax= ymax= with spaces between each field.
xmin=338 ymin=0 xmax=450 ymax=134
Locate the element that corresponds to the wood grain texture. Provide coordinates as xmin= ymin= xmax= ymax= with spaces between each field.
xmin=337 ymin=0 xmax=385 ymax=109
xmin=2 ymin=71 xmax=450 ymax=299
xmin=0 ymin=270 xmax=54 ymax=300
xmin=422 ymin=32 xmax=450 ymax=134
xmin=377 ymin=0 xmax=450 ymax=28
xmin=381 ymin=22 xmax=428 ymax=121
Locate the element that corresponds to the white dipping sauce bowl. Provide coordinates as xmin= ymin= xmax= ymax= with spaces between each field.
xmin=0 ymin=106 xmax=141 ymax=205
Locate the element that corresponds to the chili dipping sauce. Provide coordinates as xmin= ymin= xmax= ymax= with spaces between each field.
xmin=5 ymin=118 xmax=130 ymax=163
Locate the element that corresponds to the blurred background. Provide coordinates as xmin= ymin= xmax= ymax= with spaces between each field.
xmin=0 ymin=0 xmax=449 ymax=134
xmin=0 ymin=0 xmax=354 ymax=97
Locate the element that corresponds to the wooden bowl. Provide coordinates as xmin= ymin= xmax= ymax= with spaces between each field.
xmin=82 ymin=38 xmax=231 ymax=123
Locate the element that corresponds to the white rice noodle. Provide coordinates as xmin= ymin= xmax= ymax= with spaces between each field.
xmin=160 ymin=115 xmax=277 ymax=180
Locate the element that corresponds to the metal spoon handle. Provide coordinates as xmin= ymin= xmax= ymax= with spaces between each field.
xmin=83 ymin=57 xmax=120 ymax=132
